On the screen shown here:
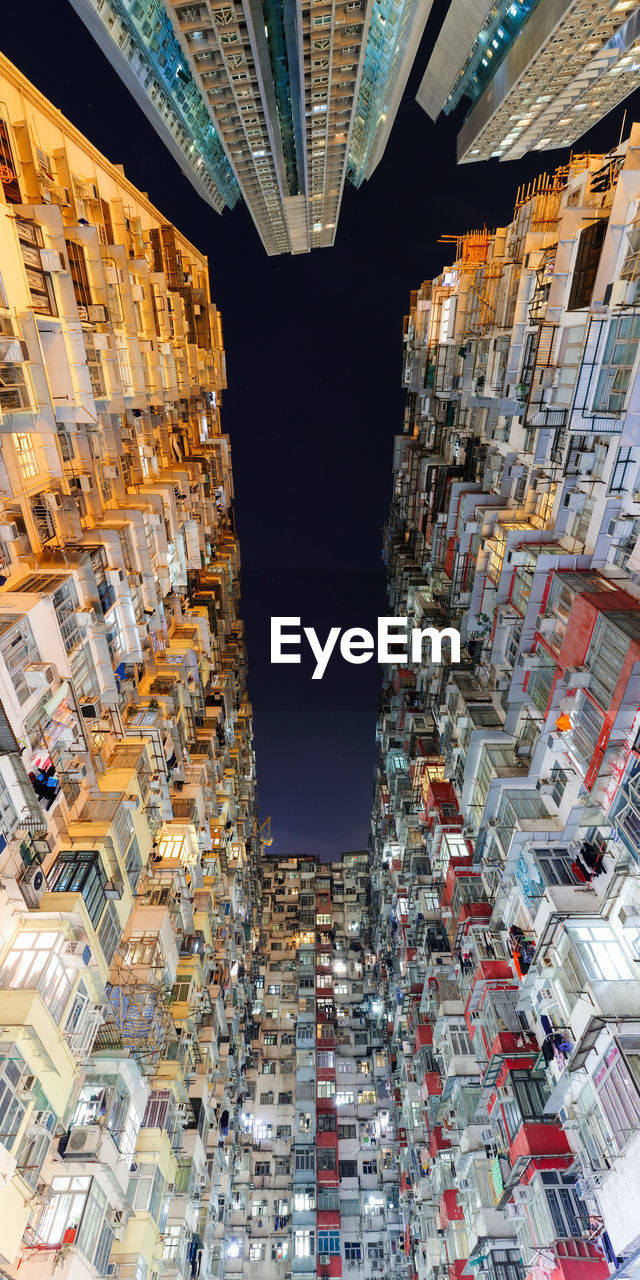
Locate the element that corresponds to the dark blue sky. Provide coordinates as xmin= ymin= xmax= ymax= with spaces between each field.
xmin=4 ymin=6 xmax=639 ymax=859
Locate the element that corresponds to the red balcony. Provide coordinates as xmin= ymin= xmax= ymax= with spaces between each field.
xmin=438 ymin=1188 xmax=463 ymax=1226
xmin=428 ymin=1125 xmax=452 ymax=1156
xmin=415 ymin=1023 xmax=433 ymax=1053
xmin=508 ymin=1121 xmax=574 ymax=1170
xmin=546 ymin=1241 xmax=610 ymax=1280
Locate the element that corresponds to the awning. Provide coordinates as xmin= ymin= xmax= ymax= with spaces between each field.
xmin=569 ymin=1016 xmax=606 ymax=1073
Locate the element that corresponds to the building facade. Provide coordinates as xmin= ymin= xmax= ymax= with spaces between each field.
xmin=369 ymin=129 xmax=640 ymax=1280
xmin=418 ymin=0 xmax=640 ymax=165
xmin=0 ymin=50 xmax=263 ymax=1280
xmin=67 ymin=0 xmax=435 ymax=256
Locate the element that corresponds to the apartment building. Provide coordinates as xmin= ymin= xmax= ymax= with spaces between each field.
xmin=0 ymin=50 xmax=261 ymax=1280
xmin=418 ymin=0 xmax=640 ymax=165
xmin=68 ymin=0 xmax=435 ymax=255
xmin=370 ymin=130 xmax=640 ymax=1280
xmin=223 ymin=852 xmax=401 ymax=1280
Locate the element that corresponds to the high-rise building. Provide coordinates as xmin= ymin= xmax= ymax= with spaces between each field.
xmin=0 ymin=49 xmax=262 ymax=1280
xmin=237 ymin=852 xmax=399 ymax=1280
xmin=67 ymin=0 xmax=435 ymax=256
xmin=369 ymin=129 xmax=640 ymax=1280
xmin=418 ymin=0 xmax=640 ymax=164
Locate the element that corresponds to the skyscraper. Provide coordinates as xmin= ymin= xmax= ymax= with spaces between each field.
xmin=419 ymin=0 xmax=640 ymax=164
xmin=67 ymin=0 xmax=435 ymax=255
xmin=0 ymin=48 xmax=262 ymax=1280
xmin=369 ymin=128 xmax=640 ymax=1280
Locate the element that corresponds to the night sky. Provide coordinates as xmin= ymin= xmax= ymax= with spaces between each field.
xmin=4 ymin=6 xmax=640 ymax=859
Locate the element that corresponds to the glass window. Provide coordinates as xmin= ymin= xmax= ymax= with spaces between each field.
xmin=586 ymin=616 xmax=629 ymax=711
xmin=0 ymin=931 xmax=73 ymax=1022
xmin=594 ymin=314 xmax=640 ymax=412
xmin=48 ymin=852 xmax=107 ymax=929
xmin=571 ymin=922 xmax=633 ymax=982
xmin=318 ymin=1229 xmax=340 ymax=1254
xmin=0 ymin=1041 xmax=28 ymax=1151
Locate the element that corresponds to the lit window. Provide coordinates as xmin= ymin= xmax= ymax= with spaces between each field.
xmin=13 ymin=432 xmax=38 ymax=480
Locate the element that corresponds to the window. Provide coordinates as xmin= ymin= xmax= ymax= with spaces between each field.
xmin=318 ymin=1112 xmax=336 ymax=1131
xmin=278 ymin=1091 xmax=292 ymax=1105
xmin=0 ymin=117 xmax=21 ymax=202
xmin=254 ymin=1161 xmax=270 ymax=1176
xmin=262 ymin=1061 xmax=276 ymax=1075
xmin=275 ymin=1157 xmax=290 ymax=1176
xmin=97 ymin=902 xmax=120 ymax=965
xmin=259 ymin=1091 xmax=274 ymax=1105
xmin=368 ymin=1242 xmax=385 ymax=1262
xmin=0 ymin=1042 xmax=28 ymax=1150
xmin=362 ymin=1159 xmax=377 ymax=1175
xmin=568 ymin=218 xmax=608 ymax=311
xmin=594 ymin=314 xmax=640 ymax=412
xmin=610 ymin=445 xmax=637 ymax=494
xmin=345 ymin=1242 xmax=362 ymax=1262
xmin=569 ymin=689 xmax=605 ymax=773
xmin=255 ymin=1123 xmax=272 ymax=1142
xmin=317 ymin=1080 xmax=335 ymax=1098
xmin=35 ymin=1173 xmax=93 ymax=1245
xmin=271 ymin=1239 xmax=289 ymax=1261
xmin=276 ymin=1125 xmax=291 ymax=1140
xmin=66 ymin=239 xmax=92 ymax=311
xmin=336 ymin=1091 xmax=353 ymax=1105
xmin=14 ymin=432 xmax=40 ymax=487
xmin=127 ymin=1164 xmax=164 ymax=1219
xmin=48 ymin=851 xmax=108 ymax=929
xmin=294 ymin=1186 xmax=316 ymax=1212
xmin=338 ymin=1123 xmax=356 ymax=1139
xmin=339 ymin=1159 xmax=357 ymax=1178
xmin=263 ymin=1033 xmax=277 ymax=1046
xmin=318 ymin=1230 xmax=340 ymax=1255
xmin=0 ymin=931 xmax=74 ymax=1022
xmin=586 ymin=616 xmax=629 ymax=711
xmin=358 ymin=1089 xmax=376 ymax=1104
xmin=294 ymin=1230 xmax=314 ymax=1258
xmin=249 ymin=1243 xmax=265 ymax=1261
xmin=295 ymin=1150 xmax=315 ymax=1171
xmin=317 ymin=1146 xmax=337 ymax=1170
xmin=267 ymin=984 xmax=280 ymax=995
xmin=571 ymin=922 xmax=633 ymax=982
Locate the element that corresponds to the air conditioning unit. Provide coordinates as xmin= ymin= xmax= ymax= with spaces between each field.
xmin=537 ymin=615 xmax=556 ymax=635
xmin=88 ymin=303 xmax=110 ymax=323
xmin=106 ymin=1208 xmax=125 ymax=1228
xmin=0 ymin=337 xmax=27 ymax=363
xmin=130 ymin=284 xmax=145 ymax=302
xmin=77 ymin=305 xmax=89 ymax=321
xmin=319 ymin=1257 xmax=331 ymax=1266
xmin=79 ymin=696 xmax=102 ymax=719
xmin=619 ymin=906 xmax=640 ymax=929
xmin=24 ymin=662 xmax=56 ymax=691
xmin=518 ymin=652 xmax=537 ymax=671
xmin=505 ymin=1201 xmax=525 ymax=1219
xmin=64 ymin=1125 xmax=101 ymax=1158
xmin=67 ymin=940 xmax=92 ymax=964
xmin=564 ymin=491 xmax=586 ymax=512
xmin=76 ymin=608 xmax=97 ymax=627
xmin=512 ymin=1184 xmax=534 ymax=1205
xmin=536 ymin=779 xmax=554 ymax=795
xmin=565 ymin=665 xmax=592 ymax=690
xmin=0 ymin=521 xmax=20 ymax=541
xmin=19 ymin=864 xmax=48 ymax=909
xmin=507 ymin=550 xmax=528 ymax=566
xmin=20 ymin=1074 xmax=37 ymax=1100
xmin=40 ymin=248 xmax=66 ymax=272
